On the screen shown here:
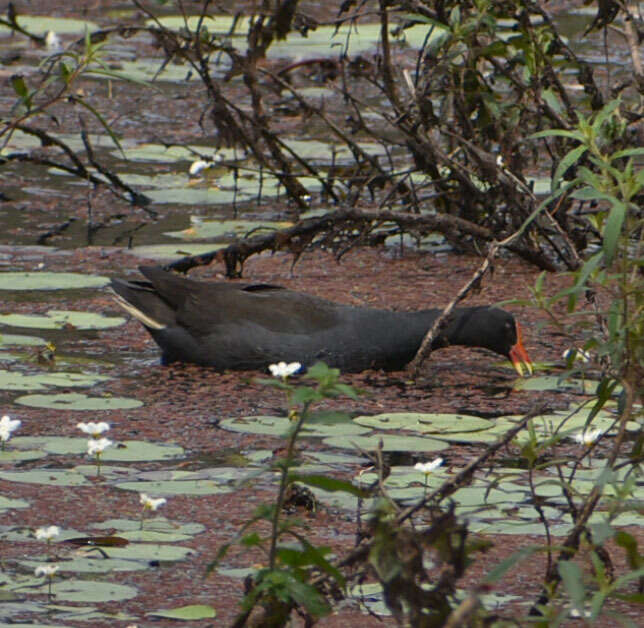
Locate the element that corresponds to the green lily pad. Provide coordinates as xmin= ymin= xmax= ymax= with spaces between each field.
xmin=45 ymin=579 xmax=137 ymax=603
xmin=0 ymin=495 xmax=30 ymax=512
xmin=0 ymin=16 xmax=99 ymax=35
xmin=0 ymin=369 xmax=110 ymax=391
xmin=14 ymin=392 xmax=142 ymax=410
xmin=513 ymin=376 xmax=597 ymax=394
xmin=0 ymin=333 xmax=46 ymax=347
xmin=115 ymin=478 xmax=233 ymax=496
xmin=165 ymin=219 xmax=293 ymax=241
xmin=115 ymin=143 xmax=239 ymax=163
xmin=144 ymin=185 xmax=252 ymax=205
xmin=147 ymin=605 xmax=217 ymax=620
xmin=0 ymin=449 xmax=46 ymax=463
xmin=322 ymin=434 xmax=448 ymax=452
xmin=0 ymin=469 xmax=88 ymax=486
xmin=23 ymin=542 xmax=195 ymax=574
xmin=22 ymin=437 xmax=183 ymax=461
xmin=0 ymin=310 xmax=125 ymax=330
xmin=0 ymin=272 xmax=109 ymax=291
xmin=220 ymin=415 xmax=371 ymax=438
xmin=128 ymin=243 xmax=227 ymax=260
xmin=92 ymin=517 xmax=205 ymax=543
xmin=353 ymin=412 xmax=492 ymax=434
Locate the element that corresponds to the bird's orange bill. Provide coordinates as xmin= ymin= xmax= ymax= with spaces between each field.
xmin=509 ymin=322 xmax=533 ymax=377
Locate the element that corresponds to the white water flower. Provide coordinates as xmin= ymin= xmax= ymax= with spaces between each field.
xmin=574 ymin=428 xmax=603 ymax=447
xmin=87 ymin=437 xmax=112 ymax=456
xmin=35 ymin=563 xmax=59 ymax=577
xmin=44 ymin=30 xmax=62 ymax=49
xmin=562 ymin=348 xmax=591 ymax=363
xmin=77 ymin=421 xmax=110 ymax=437
xmin=35 ymin=525 xmax=60 ymax=541
xmin=268 ymin=361 xmax=302 ymax=378
xmin=140 ymin=493 xmax=167 ymax=511
xmin=414 ymin=458 xmax=444 ymax=475
xmin=0 ymin=415 xmax=21 ymax=442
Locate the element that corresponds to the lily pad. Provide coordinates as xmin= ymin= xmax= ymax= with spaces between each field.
xmin=0 ymin=449 xmax=46 ymax=463
xmin=92 ymin=517 xmax=205 ymax=543
xmin=0 ymin=469 xmax=88 ymax=486
xmin=128 ymin=243 xmax=227 ymax=260
xmin=147 ymin=605 xmax=217 ymax=620
xmin=0 ymin=310 xmax=125 ymax=330
xmin=165 ymin=219 xmax=293 ymax=241
xmin=0 ymin=333 xmax=46 ymax=347
xmin=0 ymin=16 xmax=99 ymax=35
xmin=0 ymin=495 xmax=30 ymax=512
xmin=115 ymin=143 xmax=239 ymax=163
xmin=26 ymin=437 xmax=184 ymax=461
xmin=0 ymin=272 xmax=109 ymax=291
xmin=115 ymin=478 xmax=233 ymax=496
xmin=23 ymin=543 xmax=195 ymax=574
xmin=220 ymin=415 xmax=371 ymax=438
xmin=353 ymin=412 xmax=492 ymax=434
xmin=14 ymin=392 xmax=142 ymax=411
xmin=0 ymin=369 xmax=110 ymax=391
xmin=45 ymin=579 xmax=137 ymax=603
xmin=513 ymin=375 xmax=598 ymax=394
xmin=322 ymin=433 xmax=448 ymax=452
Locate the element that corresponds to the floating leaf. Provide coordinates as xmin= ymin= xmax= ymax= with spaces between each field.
xmin=115 ymin=143 xmax=239 ymax=163
xmin=0 ymin=333 xmax=46 ymax=347
xmin=27 ymin=437 xmax=183 ymax=461
xmin=353 ymin=412 xmax=492 ymax=434
xmin=220 ymin=415 xmax=371 ymax=438
xmin=14 ymin=392 xmax=142 ymax=410
xmin=115 ymin=479 xmax=233 ymax=496
xmin=0 ymin=369 xmax=110 ymax=391
xmin=0 ymin=495 xmax=30 ymax=512
xmin=147 ymin=605 xmax=217 ymax=620
xmin=44 ymin=579 xmax=137 ymax=602
xmin=0 ymin=310 xmax=125 ymax=330
xmin=322 ymin=434 xmax=448 ymax=452
xmin=0 ymin=469 xmax=88 ymax=486
xmin=165 ymin=219 xmax=293 ymax=241
xmin=0 ymin=16 xmax=99 ymax=35
xmin=0 ymin=272 xmax=109 ymax=291
xmin=128 ymin=243 xmax=227 ymax=260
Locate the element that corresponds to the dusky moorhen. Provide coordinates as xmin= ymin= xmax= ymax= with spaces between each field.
xmin=110 ymin=266 xmax=533 ymax=375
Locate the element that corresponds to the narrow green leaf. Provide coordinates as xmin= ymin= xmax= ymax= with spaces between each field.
xmin=552 ymin=145 xmax=587 ymax=191
xmin=73 ymin=97 xmax=125 ymax=157
xmin=611 ymin=147 xmax=644 ymax=160
xmin=559 ymin=561 xmax=585 ymax=607
xmin=602 ymin=200 xmax=626 ymax=266
xmin=530 ymin=129 xmax=585 ymax=142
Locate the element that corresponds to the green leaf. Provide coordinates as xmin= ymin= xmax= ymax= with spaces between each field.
xmin=559 ymin=561 xmax=585 ymax=607
xmin=10 ymin=74 xmax=31 ymax=108
xmin=590 ymin=99 xmax=621 ymax=132
xmin=147 ymin=605 xmax=216 ymax=620
xmin=541 ymin=88 xmax=563 ymax=115
xmin=611 ymin=147 xmax=644 ymax=160
xmin=552 ymin=145 xmax=587 ymax=191
xmin=74 ymin=97 xmax=125 ymax=157
xmin=530 ymin=129 xmax=585 ymax=142
xmin=602 ymin=200 xmax=626 ymax=266
xmin=289 ymin=473 xmax=369 ymax=497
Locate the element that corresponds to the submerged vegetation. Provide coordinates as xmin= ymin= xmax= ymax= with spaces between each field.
xmin=0 ymin=0 xmax=642 ymax=626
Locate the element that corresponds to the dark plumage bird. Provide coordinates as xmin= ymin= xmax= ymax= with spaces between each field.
xmin=110 ymin=266 xmax=533 ymax=375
